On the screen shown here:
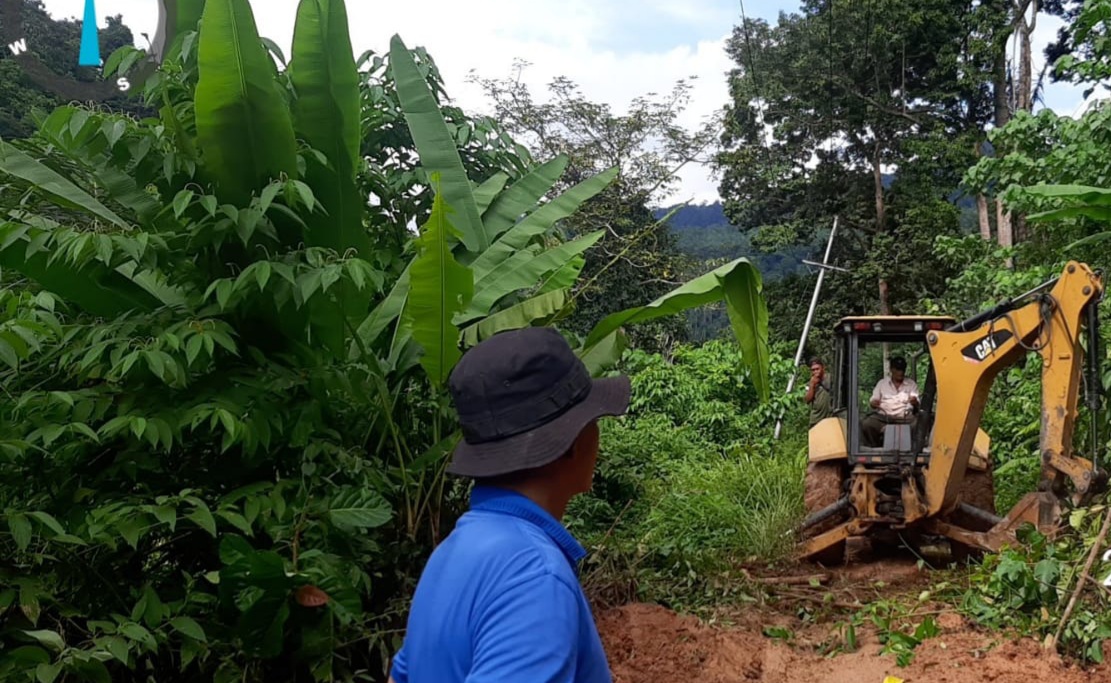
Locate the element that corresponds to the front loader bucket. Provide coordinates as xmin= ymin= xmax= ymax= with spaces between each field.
xmin=927 ymin=492 xmax=1063 ymax=554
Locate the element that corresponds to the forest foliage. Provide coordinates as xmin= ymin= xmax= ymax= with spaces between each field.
xmin=2 ymin=0 xmax=1111 ymax=677
xmin=0 ymin=0 xmax=777 ymax=680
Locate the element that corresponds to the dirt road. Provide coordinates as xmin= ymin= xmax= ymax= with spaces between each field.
xmin=595 ymin=560 xmax=1111 ymax=683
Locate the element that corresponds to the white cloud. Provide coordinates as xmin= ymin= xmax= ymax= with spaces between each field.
xmin=316 ymin=4 xmax=737 ymax=205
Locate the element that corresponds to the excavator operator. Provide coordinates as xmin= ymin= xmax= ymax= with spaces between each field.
xmin=861 ymin=356 xmax=919 ymax=447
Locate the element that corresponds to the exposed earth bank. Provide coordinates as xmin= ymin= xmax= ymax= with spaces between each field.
xmin=594 ymin=560 xmax=1111 ymax=683
xmin=597 ymin=602 xmax=1110 ymax=682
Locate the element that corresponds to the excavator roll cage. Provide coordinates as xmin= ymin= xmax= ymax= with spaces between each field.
xmin=829 ymin=315 xmax=951 ymax=467
xmin=800 ymin=261 xmax=1108 ymax=562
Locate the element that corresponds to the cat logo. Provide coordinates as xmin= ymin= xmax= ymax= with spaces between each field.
xmin=960 ymin=329 xmax=1014 ymax=363
xmin=974 ymin=336 xmax=997 ymax=359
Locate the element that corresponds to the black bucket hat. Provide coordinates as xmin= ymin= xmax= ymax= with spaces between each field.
xmin=446 ymin=327 xmax=631 ymax=478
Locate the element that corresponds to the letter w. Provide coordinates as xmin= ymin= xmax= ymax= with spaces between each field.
xmin=7 ymin=38 xmax=27 ymax=56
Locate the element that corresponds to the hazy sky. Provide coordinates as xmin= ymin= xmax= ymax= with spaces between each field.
xmin=37 ymin=0 xmax=1091 ymax=205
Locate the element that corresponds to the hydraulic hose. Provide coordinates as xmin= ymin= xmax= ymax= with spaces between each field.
xmin=1086 ymin=300 xmax=1102 ymax=471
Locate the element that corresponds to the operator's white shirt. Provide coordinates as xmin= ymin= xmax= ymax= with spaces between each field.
xmin=871 ymin=376 xmax=918 ymax=417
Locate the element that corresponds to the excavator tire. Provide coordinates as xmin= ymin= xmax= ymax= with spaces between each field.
xmin=803 ymin=460 xmax=848 ymax=566
xmin=947 ymin=463 xmax=997 ymax=564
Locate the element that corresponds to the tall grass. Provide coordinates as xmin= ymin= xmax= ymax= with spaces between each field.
xmin=642 ymin=446 xmax=806 ymax=567
xmin=567 ymin=342 xmax=808 ymax=607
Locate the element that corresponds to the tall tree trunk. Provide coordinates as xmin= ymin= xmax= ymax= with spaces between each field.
xmin=995 ymin=201 xmax=1013 ymax=248
xmin=1012 ymin=0 xmax=1036 ymax=244
xmin=993 ymin=48 xmax=1010 ymax=129
xmin=873 ymin=140 xmax=890 ymax=316
xmin=1017 ymin=15 xmax=1034 ymax=111
xmin=997 ymin=199 xmax=1014 ymax=268
xmin=975 ymin=140 xmax=992 ymax=240
xmin=978 ymin=194 xmax=992 ymax=240
xmin=993 ymin=30 xmax=1014 ymax=257
xmin=873 ymin=140 xmax=886 ymax=232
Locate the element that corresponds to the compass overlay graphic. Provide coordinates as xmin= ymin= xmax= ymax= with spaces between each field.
xmin=0 ymin=0 xmax=170 ymax=101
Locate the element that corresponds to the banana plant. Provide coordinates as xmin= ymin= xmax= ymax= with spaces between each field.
xmin=0 ymin=0 xmax=384 ymax=359
xmin=1026 ymin=184 xmax=1111 ymax=251
xmin=385 ymin=35 xmax=770 ymax=399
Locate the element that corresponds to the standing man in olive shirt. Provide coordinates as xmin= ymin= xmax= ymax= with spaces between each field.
xmin=804 ymin=357 xmax=833 ymax=426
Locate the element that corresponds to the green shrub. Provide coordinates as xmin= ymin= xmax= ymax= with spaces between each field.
xmin=956 ymin=514 xmax=1111 ymax=663
xmin=0 ymin=3 xmax=771 ymax=680
xmin=569 ymin=341 xmax=808 ymax=606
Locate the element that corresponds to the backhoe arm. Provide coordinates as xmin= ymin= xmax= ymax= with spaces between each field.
xmin=924 ymin=261 xmax=1103 ymax=517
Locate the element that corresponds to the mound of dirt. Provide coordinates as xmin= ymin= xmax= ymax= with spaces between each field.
xmin=596 ymin=603 xmax=1104 ymax=683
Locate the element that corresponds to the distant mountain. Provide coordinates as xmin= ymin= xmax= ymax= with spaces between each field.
xmin=657 ymin=202 xmax=729 ymax=230
xmin=654 ymin=201 xmax=812 ymax=280
xmin=651 ymin=201 xmax=813 ymax=341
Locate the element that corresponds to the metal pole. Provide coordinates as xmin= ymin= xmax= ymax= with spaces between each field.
xmin=774 ymin=216 xmax=839 ymax=439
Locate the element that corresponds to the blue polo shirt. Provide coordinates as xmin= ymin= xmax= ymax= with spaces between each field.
xmin=389 ymin=486 xmax=611 ymax=683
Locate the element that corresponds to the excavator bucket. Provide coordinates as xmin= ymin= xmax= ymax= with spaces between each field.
xmin=1002 ymin=492 xmax=1065 ymax=536
xmin=927 ymin=492 xmax=1064 ymax=554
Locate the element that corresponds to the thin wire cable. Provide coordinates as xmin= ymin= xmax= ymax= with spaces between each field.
xmin=736 ymin=0 xmax=763 ymax=113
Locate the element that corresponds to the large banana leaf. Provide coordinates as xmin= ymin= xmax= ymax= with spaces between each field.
xmin=578 ymin=328 xmax=627 ymax=376
xmin=461 ymin=231 xmax=605 ymax=322
xmin=473 ymin=173 xmax=510 ymax=215
xmin=290 ymin=0 xmax=360 ymax=181
xmin=288 ymin=0 xmax=370 ymax=356
xmin=581 ymin=258 xmax=771 ymax=400
xmin=402 ymin=190 xmax=473 ymax=387
xmin=722 ymin=267 xmax=770 ymax=400
xmin=0 ymin=143 xmax=129 ymax=230
xmin=389 ymin=35 xmax=486 ymax=254
xmin=288 ymin=0 xmax=368 ymax=257
xmin=194 ymin=0 xmax=298 ymax=205
xmin=537 ymin=254 xmax=585 ymax=294
xmin=164 ymin=0 xmax=207 ymax=50
xmin=354 ymin=266 xmax=409 ymax=357
xmin=1024 ymin=184 xmax=1111 ymax=201
xmin=460 ymin=289 xmax=568 ymax=348
xmin=470 ymin=167 xmax=617 ymax=281
xmin=1024 ymin=184 xmax=1111 ymax=228
xmin=472 ymin=246 xmax=538 ymax=292
xmin=481 ymin=155 xmax=569 ymax=240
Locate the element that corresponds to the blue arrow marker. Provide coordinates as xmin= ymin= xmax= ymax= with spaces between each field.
xmin=78 ymin=0 xmax=101 ymax=67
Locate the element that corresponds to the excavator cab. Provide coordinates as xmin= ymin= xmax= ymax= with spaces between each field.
xmin=821 ymin=316 xmax=992 ymax=468
xmin=799 ymin=261 xmax=1106 ymax=566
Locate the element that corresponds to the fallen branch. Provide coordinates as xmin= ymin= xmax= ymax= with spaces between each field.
xmin=774 ymin=588 xmax=861 ymax=611
xmin=741 ymin=569 xmax=830 ymax=586
xmin=755 ymin=574 xmax=831 ymax=586
xmin=1049 ymin=505 xmax=1111 ymax=653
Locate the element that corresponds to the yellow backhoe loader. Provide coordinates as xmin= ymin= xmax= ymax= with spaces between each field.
xmin=799 ymin=261 xmax=1108 ymax=564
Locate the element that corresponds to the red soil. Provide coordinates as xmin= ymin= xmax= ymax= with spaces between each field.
xmin=598 ymin=602 xmax=1109 ymax=683
xmin=595 ymin=559 xmax=1111 ymax=683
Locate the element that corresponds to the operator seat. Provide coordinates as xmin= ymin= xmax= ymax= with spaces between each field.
xmin=882 ymin=422 xmax=914 ymax=453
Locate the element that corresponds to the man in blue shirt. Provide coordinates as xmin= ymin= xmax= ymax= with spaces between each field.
xmin=389 ymin=327 xmax=630 ymax=683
